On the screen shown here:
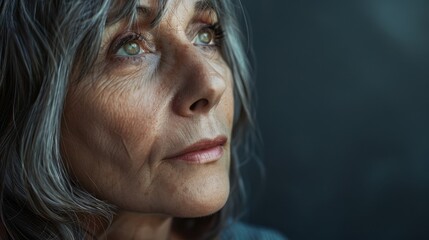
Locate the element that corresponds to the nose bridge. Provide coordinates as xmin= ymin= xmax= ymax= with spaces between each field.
xmin=170 ymin=40 xmax=227 ymax=117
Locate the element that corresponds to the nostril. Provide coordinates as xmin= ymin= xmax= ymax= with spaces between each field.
xmin=190 ymin=99 xmax=209 ymax=111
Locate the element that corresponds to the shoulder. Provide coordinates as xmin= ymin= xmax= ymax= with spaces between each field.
xmin=220 ymin=221 xmax=287 ymax=240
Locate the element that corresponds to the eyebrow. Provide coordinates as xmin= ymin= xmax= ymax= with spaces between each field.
xmin=136 ymin=5 xmax=151 ymax=18
xmin=134 ymin=4 xmax=158 ymax=27
xmin=194 ymin=0 xmax=215 ymax=12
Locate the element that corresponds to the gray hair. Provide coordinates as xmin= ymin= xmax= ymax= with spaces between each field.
xmin=0 ymin=0 xmax=254 ymax=239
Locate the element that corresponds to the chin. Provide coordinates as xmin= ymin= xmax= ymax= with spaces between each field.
xmin=181 ymin=186 xmax=230 ymax=218
xmin=165 ymin=172 xmax=230 ymax=218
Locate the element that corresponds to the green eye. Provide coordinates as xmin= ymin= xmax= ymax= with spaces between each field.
xmin=116 ymin=40 xmax=144 ymax=56
xmin=124 ymin=42 xmax=140 ymax=55
xmin=193 ymin=29 xmax=215 ymax=45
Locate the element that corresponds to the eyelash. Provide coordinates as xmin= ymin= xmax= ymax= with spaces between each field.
xmin=110 ymin=33 xmax=147 ymax=60
xmin=199 ymin=23 xmax=225 ymax=47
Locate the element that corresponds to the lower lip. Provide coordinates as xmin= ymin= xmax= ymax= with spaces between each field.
xmin=168 ymin=146 xmax=224 ymax=164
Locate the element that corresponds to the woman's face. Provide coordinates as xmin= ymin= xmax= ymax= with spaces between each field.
xmin=61 ymin=0 xmax=234 ymax=217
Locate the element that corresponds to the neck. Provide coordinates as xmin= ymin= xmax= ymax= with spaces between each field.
xmin=96 ymin=211 xmax=176 ymax=240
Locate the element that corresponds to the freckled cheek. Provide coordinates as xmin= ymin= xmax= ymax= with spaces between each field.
xmin=68 ymin=85 xmax=163 ymax=165
xmin=226 ymin=85 xmax=234 ymax=129
xmin=220 ymin=72 xmax=235 ymax=131
xmin=105 ymin=94 xmax=162 ymax=158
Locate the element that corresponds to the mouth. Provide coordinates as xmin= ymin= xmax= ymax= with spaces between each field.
xmin=165 ymin=136 xmax=227 ymax=164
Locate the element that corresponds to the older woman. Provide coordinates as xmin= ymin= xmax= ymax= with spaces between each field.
xmin=0 ymin=0 xmax=285 ymax=239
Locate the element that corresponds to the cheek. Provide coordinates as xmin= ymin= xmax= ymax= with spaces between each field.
xmin=226 ymin=81 xmax=235 ymax=129
xmin=219 ymin=68 xmax=235 ymax=131
xmin=61 ymin=79 xmax=166 ymax=190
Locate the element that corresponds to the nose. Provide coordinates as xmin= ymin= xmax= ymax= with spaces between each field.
xmin=171 ymin=46 xmax=227 ymax=117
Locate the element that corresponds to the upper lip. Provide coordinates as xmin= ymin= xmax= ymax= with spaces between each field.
xmin=165 ymin=135 xmax=227 ymax=160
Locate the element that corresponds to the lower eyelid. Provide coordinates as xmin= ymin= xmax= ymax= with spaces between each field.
xmin=110 ymin=54 xmax=148 ymax=66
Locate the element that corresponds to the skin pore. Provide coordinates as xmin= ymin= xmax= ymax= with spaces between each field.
xmin=61 ymin=0 xmax=234 ymax=239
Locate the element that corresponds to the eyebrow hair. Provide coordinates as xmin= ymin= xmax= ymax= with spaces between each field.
xmin=136 ymin=5 xmax=151 ymax=16
xmin=135 ymin=4 xmax=159 ymax=27
xmin=194 ymin=0 xmax=215 ymax=12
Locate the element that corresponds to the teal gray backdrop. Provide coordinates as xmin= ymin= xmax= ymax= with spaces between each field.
xmin=241 ymin=0 xmax=429 ymax=239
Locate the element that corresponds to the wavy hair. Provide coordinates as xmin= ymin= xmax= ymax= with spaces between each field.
xmin=0 ymin=0 xmax=254 ymax=239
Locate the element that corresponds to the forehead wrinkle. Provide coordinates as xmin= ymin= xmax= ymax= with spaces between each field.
xmin=108 ymin=0 xmax=217 ymax=28
xmin=106 ymin=0 xmax=156 ymax=28
xmin=160 ymin=0 xmax=219 ymax=28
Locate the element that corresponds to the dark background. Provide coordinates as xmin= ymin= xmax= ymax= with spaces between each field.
xmin=241 ymin=0 xmax=429 ymax=239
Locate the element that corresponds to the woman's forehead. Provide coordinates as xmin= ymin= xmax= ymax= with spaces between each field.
xmin=135 ymin=0 xmax=215 ymax=17
xmin=137 ymin=0 xmax=213 ymax=7
xmin=107 ymin=0 xmax=218 ymax=31
xmin=107 ymin=0 xmax=217 ymax=26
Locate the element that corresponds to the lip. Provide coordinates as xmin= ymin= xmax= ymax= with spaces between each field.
xmin=165 ymin=136 xmax=227 ymax=164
